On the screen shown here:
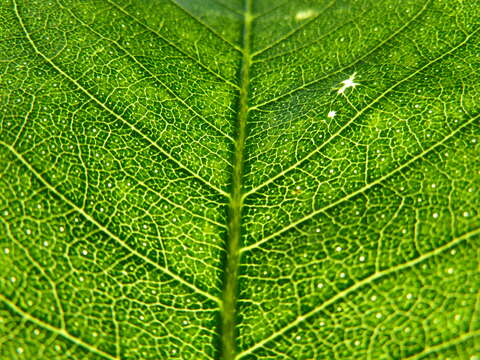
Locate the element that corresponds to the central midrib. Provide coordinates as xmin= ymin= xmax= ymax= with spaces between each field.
xmin=220 ymin=0 xmax=253 ymax=359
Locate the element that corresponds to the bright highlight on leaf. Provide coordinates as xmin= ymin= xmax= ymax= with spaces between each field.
xmin=295 ymin=9 xmax=318 ymax=22
xmin=327 ymin=110 xmax=337 ymax=118
xmin=337 ymin=72 xmax=359 ymax=94
xmin=1 ymin=0 xmax=479 ymax=360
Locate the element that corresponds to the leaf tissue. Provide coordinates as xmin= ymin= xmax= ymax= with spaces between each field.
xmin=0 ymin=0 xmax=479 ymax=359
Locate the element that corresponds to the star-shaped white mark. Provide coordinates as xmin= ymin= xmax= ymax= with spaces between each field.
xmin=328 ymin=110 xmax=336 ymax=118
xmin=337 ymin=72 xmax=358 ymax=94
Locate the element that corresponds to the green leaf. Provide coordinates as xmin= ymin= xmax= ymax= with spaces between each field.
xmin=1 ymin=0 xmax=479 ymax=359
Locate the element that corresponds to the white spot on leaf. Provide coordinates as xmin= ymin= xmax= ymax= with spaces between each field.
xmin=295 ymin=9 xmax=317 ymax=21
xmin=337 ymin=73 xmax=359 ymax=94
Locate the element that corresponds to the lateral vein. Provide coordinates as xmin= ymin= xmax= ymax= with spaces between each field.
xmin=1 ymin=141 xmax=222 ymax=306
xmin=237 ymin=227 xmax=480 ymax=358
xmin=0 ymin=294 xmax=119 ymax=360
xmin=241 ymin=111 xmax=480 ymax=253
xmin=12 ymin=0 xmax=229 ymax=198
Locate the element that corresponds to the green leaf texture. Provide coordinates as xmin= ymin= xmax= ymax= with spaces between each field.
xmin=1 ymin=0 xmax=479 ymax=359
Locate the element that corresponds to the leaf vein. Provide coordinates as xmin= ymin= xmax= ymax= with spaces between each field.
xmin=249 ymin=0 xmax=431 ymax=110
xmin=0 ymin=294 xmax=119 ymax=360
xmin=251 ymin=0 xmax=336 ymax=58
xmin=106 ymin=0 xmax=241 ymax=89
xmin=12 ymin=0 xmax=229 ymax=198
xmin=244 ymin=23 xmax=478 ymax=198
xmin=237 ymin=227 xmax=480 ymax=358
xmin=241 ymin=111 xmax=480 ymax=253
xmin=1 ymin=141 xmax=222 ymax=305
xmin=166 ymin=0 xmax=243 ymax=53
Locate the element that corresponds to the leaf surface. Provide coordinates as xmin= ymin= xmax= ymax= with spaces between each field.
xmin=0 ymin=0 xmax=479 ymax=359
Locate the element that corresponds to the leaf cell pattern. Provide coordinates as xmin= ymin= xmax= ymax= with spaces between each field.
xmin=0 ymin=0 xmax=479 ymax=359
